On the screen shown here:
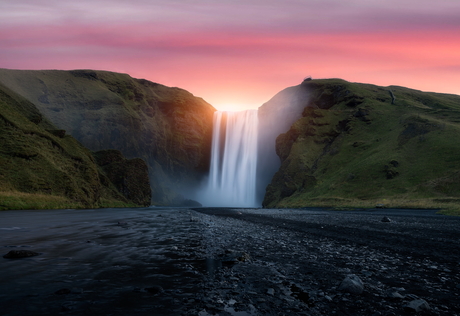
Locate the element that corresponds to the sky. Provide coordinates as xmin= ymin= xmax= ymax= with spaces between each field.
xmin=1 ymin=0 xmax=459 ymax=111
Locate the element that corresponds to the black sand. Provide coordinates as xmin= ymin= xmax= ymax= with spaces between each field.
xmin=1 ymin=207 xmax=459 ymax=315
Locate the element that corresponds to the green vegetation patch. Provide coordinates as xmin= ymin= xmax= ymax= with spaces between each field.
xmin=0 ymin=81 xmax=149 ymax=210
xmin=263 ymin=79 xmax=460 ymax=212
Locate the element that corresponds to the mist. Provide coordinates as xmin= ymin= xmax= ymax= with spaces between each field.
xmin=194 ymin=82 xmax=311 ymax=207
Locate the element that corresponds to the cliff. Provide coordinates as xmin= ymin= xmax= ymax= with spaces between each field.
xmin=263 ymin=79 xmax=460 ymax=208
xmin=257 ymin=84 xmax=311 ymax=203
xmin=0 ymin=69 xmax=216 ymax=205
xmin=0 ymin=82 xmax=151 ymax=210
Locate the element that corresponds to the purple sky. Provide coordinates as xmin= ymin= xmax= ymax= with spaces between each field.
xmin=1 ymin=0 xmax=459 ymax=110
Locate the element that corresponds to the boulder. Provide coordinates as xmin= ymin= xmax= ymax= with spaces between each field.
xmin=3 ymin=250 xmax=40 ymax=259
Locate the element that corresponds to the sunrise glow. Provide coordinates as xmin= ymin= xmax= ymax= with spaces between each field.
xmin=1 ymin=0 xmax=459 ymax=110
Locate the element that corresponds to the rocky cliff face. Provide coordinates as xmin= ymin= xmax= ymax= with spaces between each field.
xmin=0 ymin=69 xmax=216 ymax=205
xmin=0 ymin=82 xmax=151 ymax=209
xmin=94 ymin=150 xmax=151 ymax=206
xmin=256 ymin=84 xmax=310 ymax=204
xmin=263 ymin=79 xmax=460 ymax=208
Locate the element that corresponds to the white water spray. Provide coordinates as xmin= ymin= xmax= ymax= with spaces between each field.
xmin=201 ymin=110 xmax=258 ymax=207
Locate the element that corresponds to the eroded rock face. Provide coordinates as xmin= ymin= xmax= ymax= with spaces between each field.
xmin=0 ymin=69 xmax=215 ymax=205
xmin=94 ymin=150 xmax=151 ymax=207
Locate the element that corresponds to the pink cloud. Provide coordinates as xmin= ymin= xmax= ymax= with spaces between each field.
xmin=1 ymin=0 xmax=460 ymax=110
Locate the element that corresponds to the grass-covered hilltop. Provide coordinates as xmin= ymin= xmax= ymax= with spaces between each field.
xmin=263 ymin=78 xmax=460 ymax=214
xmin=1 ymin=68 xmax=460 ymax=213
xmin=0 ymin=82 xmax=151 ymax=210
xmin=0 ymin=69 xmax=215 ymax=206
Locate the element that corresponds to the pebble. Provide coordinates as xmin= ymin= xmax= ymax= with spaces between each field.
xmin=338 ymin=274 xmax=364 ymax=294
xmin=385 ymin=290 xmax=404 ymax=299
xmin=404 ymin=299 xmax=431 ymax=313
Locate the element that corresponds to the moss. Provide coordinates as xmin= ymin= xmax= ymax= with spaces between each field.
xmin=0 ymin=82 xmax=151 ymax=210
xmin=0 ymin=69 xmax=216 ymax=205
xmin=264 ymin=79 xmax=460 ymax=208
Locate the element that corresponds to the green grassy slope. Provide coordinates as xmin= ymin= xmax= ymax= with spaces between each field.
xmin=0 ymin=69 xmax=216 ymax=205
xmin=263 ymin=79 xmax=460 ymax=211
xmin=0 ymin=83 xmax=149 ymax=210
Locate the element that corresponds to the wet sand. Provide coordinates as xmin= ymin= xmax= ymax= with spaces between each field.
xmin=1 ymin=207 xmax=459 ymax=315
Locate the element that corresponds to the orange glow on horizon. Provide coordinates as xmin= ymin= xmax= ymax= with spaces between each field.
xmin=1 ymin=1 xmax=459 ymax=112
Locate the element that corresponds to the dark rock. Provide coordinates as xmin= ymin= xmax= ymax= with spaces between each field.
xmin=385 ymin=288 xmax=404 ymax=299
xmin=55 ymin=288 xmax=71 ymax=295
xmin=353 ymin=108 xmax=370 ymax=122
xmin=145 ymin=285 xmax=164 ymax=295
xmin=404 ymin=299 xmax=430 ymax=313
xmin=389 ymin=160 xmax=399 ymax=167
xmin=3 ymin=250 xmax=39 ymax=259
xmin=220 ymin=250 xmax=250 ymax=263
xmin=338 ymin=274 xmax=364 ymax=294
xmin=95 ymin=150 xmax=151 ymax=206
xmin=381 ymin=216 xmax=391 ymax=222
xmin=384 ymin=168 xmax=399 ymax=179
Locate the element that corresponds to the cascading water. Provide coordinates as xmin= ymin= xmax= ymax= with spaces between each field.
xmin=201 ymin=110 xmax=258 ymax=207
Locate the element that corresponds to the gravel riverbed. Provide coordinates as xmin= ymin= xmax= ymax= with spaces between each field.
xmin=1 ymin=207 xmax=459 ymax=315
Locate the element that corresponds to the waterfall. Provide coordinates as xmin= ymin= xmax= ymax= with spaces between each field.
xmin=202 ymin=110 xmax=258 ymax=207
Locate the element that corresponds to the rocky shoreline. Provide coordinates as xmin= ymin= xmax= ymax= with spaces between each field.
xmin=189 ymin=208 xmax=460 ymax=316
xmin=1 ymin=207 xmax=459 ymax=315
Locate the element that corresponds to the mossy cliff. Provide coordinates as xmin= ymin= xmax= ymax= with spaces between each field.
xmin=263 ymin=79 xmax=460 ymax=208
xmin=0 ymin=69 xmax=215 ymax=205
xmin=93 ymin=150 xmax=151 ymax=206
xmin=0 ymin=83 xmax=151 ymax=210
